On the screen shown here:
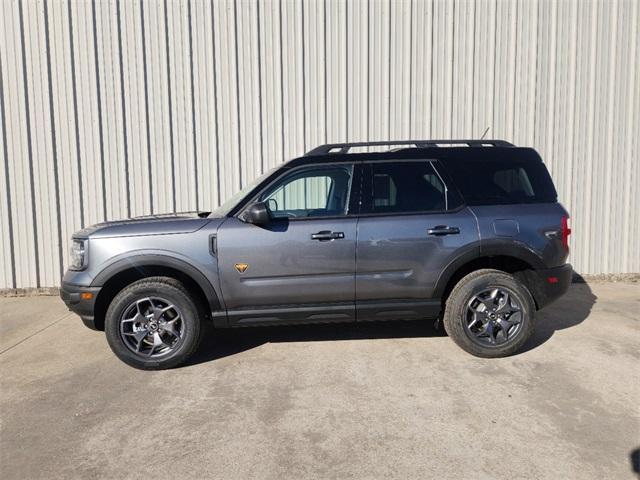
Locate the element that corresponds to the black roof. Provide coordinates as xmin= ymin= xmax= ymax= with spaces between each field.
xmin=285 ymin=142 xmax=542 ymax=169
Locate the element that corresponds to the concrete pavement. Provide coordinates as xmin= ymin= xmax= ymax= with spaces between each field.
xmin=1 ymin=282 xmax=639 ymax=479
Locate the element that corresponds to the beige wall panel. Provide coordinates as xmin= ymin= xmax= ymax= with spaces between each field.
xmin=0 ymin=0 xmax=638 ymax=288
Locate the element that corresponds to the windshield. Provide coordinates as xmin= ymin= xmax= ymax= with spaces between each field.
xmin=209 ymin=167 xmax=278 ymax=217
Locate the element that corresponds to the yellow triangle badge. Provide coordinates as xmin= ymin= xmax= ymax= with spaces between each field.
xmin=234 ymin=263 xmax=248 ymax=274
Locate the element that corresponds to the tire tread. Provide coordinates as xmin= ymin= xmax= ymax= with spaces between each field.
xmin=105 ymin=276 xmax=206 ymax=370
xmin=443 ymin=269 xmax=535 ymax=358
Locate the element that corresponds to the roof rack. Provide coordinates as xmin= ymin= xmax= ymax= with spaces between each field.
xmin=304 ymin=139 xmax=514 ymax=156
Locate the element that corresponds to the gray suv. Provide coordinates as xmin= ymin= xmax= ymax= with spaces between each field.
xmin=61 ymin=140 xmax=572 ymax=369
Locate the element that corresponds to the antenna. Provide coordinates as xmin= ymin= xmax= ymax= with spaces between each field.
xmin=480 ymin=126 xmax=490 ymax=140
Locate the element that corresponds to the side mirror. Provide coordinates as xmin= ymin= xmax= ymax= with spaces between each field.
xmin=244 ymin=202 xmax=271 ymax=226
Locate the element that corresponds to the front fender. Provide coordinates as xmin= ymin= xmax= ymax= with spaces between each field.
xmin=91 ymin=252 xmax=223 ymax=312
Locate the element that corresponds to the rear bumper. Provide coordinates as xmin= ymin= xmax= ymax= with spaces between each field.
xmin=521 ymin=264 xmax=573 ymax=310
xmin=60 ymin=282 xmax=102 ymax=330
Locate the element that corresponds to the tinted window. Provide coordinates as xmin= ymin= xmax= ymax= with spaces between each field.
xmin=445 ymin=159 xmax=557 ymax=205
xmin=364 ymin=162 xmax=446 ymax=214
xmin=259 ymin=165 xmax=353 ymax=218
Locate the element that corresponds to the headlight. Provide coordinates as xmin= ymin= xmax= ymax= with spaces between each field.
xmin=69 ymin=239 xmax=87 ymax=270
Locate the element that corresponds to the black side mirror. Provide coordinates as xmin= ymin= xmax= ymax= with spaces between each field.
xmin=244 ymin=202 xmax=271 ymax=226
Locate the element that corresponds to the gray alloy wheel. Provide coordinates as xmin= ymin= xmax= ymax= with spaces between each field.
xmin=119 ymin=297 xmax=184 ymax=358
xmin=443 ymin=269 xmax=535 ymax=358
xmin=105 ymin=277 xmax=205 ymax=370
xmin=464 ymin=287 xmax=524 ymax=347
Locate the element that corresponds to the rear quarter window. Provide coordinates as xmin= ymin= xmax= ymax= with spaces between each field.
xmin=445 ymin=159 xmax=557 ymax=205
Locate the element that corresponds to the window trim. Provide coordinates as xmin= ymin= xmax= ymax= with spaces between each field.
xmin=430 ymin=161 xmax=449 ymax=211
xmin=236 ymin=162 xmax=359 ymax=222
xmin=359 ymin=159 xmax=464 ymax=218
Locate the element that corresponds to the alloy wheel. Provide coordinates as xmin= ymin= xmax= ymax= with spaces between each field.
xmin=464 ymin=287 xmax=524 ymax=347
xmin=119 ymin=297 xmax=184 ymax=357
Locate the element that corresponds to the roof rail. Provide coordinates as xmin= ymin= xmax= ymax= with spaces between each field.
xmin=304 ymin=139 xmax=515 ymax=156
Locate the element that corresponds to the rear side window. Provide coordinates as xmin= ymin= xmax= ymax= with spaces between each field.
xmin=445 ymin=159 xmax=557 ymax=205
xmin=364 ymin=162 xmax=447 ymax=214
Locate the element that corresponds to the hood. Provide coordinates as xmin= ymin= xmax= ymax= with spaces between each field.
xmin=74 ymin=211 xmax=221 ymax=239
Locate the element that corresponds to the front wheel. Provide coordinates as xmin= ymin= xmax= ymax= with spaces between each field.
xmin=105 ymin=277 xmax=205 ymax=370
xmin=443 ymin=269 xmax=535 ymax=358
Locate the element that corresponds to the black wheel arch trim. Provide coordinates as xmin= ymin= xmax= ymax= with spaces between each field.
xmin=433 ymin=240 xmax=546 ymax=299
xmin=478 ymin=239 xmax=546 ymax=270
xmin=90 ymin=254 xmax=222 ymax=312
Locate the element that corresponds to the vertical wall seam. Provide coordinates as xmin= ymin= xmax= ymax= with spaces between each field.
xmin=344 ymin=0 xmax=348 ymax=141
xmin=256 ymin=0 xmax=264 ymax=172
xmin=429 ymin=0 xmax=434 ymax=138
xmin=0 ymin=51 xmax=17 ymax=288
xmin=511 ymin=0 xmax=518 ymax=138
xmin=140 ymin=0 xmax=154 ymax=213
xmin=232 ymin=0 xmax=242 ymax=187
xmin=532 ymin=0 xmax=541 ymax=148
xmin=602 ymin=0 xmax=619 ymax=273
xmin=187 ymin=0 xmax=198 ymax=209
xmin=584 ymin=0 xmax=600 ymax=274
xmin=91 ymin=0 xmax=108 ymax=221
xmin=471 ymin=0 xmax=476 ymax=135
xmin=549 ymin=0 xmax=559 ymax=173
xmin=387 ymin=0 xmax=392 ymax=141
xmin=408 ymin=0 xmax=413 ymax=138
xmin=67 ymin=0 xmax=84 ymax=227
xmin=163 ymin=0 xmax=176 ymax=211
xmin=569 ymin=0 xmax=579 ymax=207
xmin=621 ymin=0 xmax=638 ymax=269
xmin=491 ymin=0 xmax=498 ymax=133
xmin=366 ymin=0 xmax=370 ymax=142
xmin=115 ymin=0 xmax=131 ymax=218
xmin=17 ymin=0 xmax=41 ymax=287
xmin=450 ymin=0 xmax=456 ymax=137
xmin=323 ymin=0 xmax=327 ymax=142
xmin=278 ymin=0 xmax=285 ymax=158
xmin=300 ymin=0 xmax=306 ymax=152
xmin=211 ymin=0 xmax=221 ymax=204
xmin=43 ymin=0 xmax=64 ymax=279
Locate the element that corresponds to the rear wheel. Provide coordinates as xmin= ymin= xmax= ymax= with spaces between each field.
xmin=105 ymin=277 xmax=205 ymax=370
xmin=443 ymin=269 xmax=535 ymax=358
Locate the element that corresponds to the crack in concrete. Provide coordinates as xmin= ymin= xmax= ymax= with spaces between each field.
xmin=0 ymin=313 xmax=73 ymax=355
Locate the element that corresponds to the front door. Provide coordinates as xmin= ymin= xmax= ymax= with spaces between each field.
xmin=216 ymin=163 xmax=358 ymax=325
xmin=355 ymin=160 xmax=480 ymax=321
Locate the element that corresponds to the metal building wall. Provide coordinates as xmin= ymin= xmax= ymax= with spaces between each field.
xmin=0 ymin=0 xmax=638 ymax=289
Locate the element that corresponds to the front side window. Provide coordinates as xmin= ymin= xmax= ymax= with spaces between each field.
xmin=259 ymin=165 xmax=353 ymax=218
xmin=365 ymin=162 xmax=447 ymax=214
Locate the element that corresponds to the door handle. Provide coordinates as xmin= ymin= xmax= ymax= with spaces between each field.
xmin=427 ymin=226 xmax=460 ymax=236
xmin=311 ymin=231 xmax=345 ymax=241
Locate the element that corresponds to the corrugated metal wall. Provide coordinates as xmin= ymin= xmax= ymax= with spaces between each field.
xmin=1 ymin=0 xmax=638 ymax=289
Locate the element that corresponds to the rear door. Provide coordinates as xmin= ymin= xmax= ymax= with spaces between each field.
xmin=355 ymin=160 xmax=479 ymax=321
xmin=216 ymin=163 xmax=360 ymax=325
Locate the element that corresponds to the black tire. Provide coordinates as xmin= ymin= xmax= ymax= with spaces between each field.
xmin=105 ymin=277 xmax=205 ymax=370
xmin=443 ymin=269 xmax=535 ymax=358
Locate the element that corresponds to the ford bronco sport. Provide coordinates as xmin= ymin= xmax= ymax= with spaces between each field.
xmin=61 ymin=140 xmax=572 ymax=369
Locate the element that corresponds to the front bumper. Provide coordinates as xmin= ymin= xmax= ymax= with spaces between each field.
xmin=60 ymin=282 xmax=102 ymax=330
xmin=519 ymin=263 xmax=573 ymax=310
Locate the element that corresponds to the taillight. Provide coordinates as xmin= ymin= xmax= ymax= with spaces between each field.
xmin=561 ymin=216 xmax=571 ymax=250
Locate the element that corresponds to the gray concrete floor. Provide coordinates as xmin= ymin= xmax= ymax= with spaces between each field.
xmin=1 ymin=283 xmax=639 ymax=479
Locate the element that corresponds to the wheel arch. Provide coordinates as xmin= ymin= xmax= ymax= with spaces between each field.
xmin=91 ymin=255 xmax=221 ymax=331
xmin=435 ymin=242 xmax=546 ymax=309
